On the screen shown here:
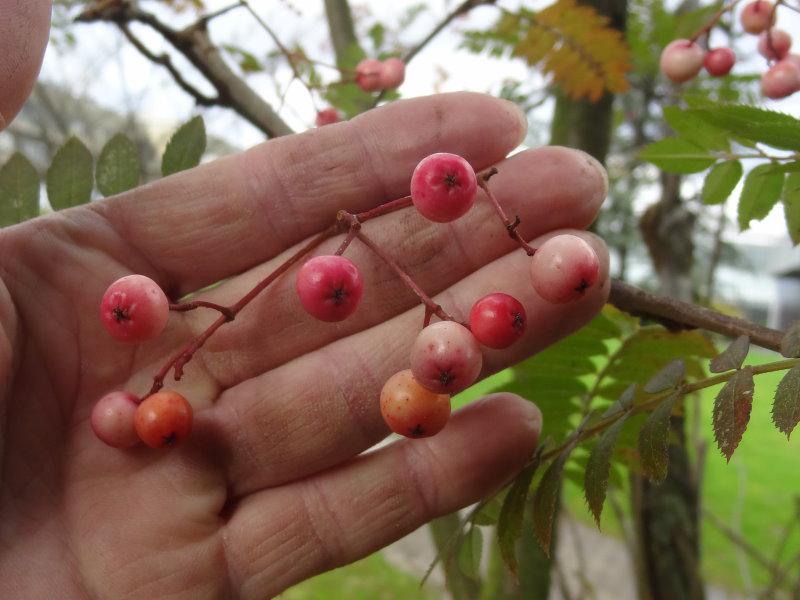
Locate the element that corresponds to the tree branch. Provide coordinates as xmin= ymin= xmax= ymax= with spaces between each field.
xmin=76 ymin=1 xmax=293 ymax=138
xmin=608 ymin=278 xmax=783 ymax=352
xmin=323 ymin=0 xmax=361 ymax=66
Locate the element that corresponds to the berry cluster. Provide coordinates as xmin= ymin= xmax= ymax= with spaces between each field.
xmin=91 ymin=152 xmax=600 ymax=449
xmin=315 ymin=58 xmax=406 ymax=127
xmin=659 ymin=0 xmax=799 ymax=99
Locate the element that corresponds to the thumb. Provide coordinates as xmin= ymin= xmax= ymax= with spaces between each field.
xmin=0 ymin=0 xmax=51 ymax=131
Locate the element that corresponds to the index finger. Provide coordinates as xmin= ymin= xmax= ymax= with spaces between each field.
xmin=91 ymin=93 xmax=526 ymax=296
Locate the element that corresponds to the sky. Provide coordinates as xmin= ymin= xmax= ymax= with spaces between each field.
xmin=37 ymin=0 xmax=800 ymax=251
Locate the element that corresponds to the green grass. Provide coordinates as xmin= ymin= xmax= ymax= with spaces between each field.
xmin=284 ymin=354 xmax=800 ymax=596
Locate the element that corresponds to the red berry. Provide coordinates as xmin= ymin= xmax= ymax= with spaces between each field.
xmin=704 ymin=47 xmax=736 ymax=76
xmin=410 ymin=153 xmax=478 ymax=223
xmin=761 ymin=59 xmax=800 ymax=98
xmin=469 ymin=293 xmax=527 ymax=349
xmin=530 ymin=235 xmax=600 ymax=304
xmin=659 ymin=39 xmax=705 ymax=83
xmin=380 ymin=369 xmax=450 ymax=438
xmin=100 ymin=274 xmax=169 ymax=343
xmin=355 ymin=58 xmax=383 ymax=92
xmin=296 ymin=255 xmax=364 ymax=322
xmin=410 ymin=321 xmax=482 ymax=395
xmin=378 ymin=57 xmax=405 ymax=89
xmin=315 ymin=108 xmax=341 ymax=127
xmin=740 ymin=0 xmax=775 ymax=34
xmin=758 ymin=28 xmax=792 ymax=60
xmin=134 ymin=390 xmax=193 ymax=449
xmin=91 ymin=391 xmax=140 ymax=448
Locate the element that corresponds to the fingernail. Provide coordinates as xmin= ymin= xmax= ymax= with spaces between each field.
xmin=500 ymin=99 xmax=528 ymax=147
xmin=578 ymin=150 xmax=609 ymax=202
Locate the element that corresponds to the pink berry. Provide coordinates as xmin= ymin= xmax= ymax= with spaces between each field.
xmin=91 ymin=391 xmax=140 ymax=448
xmin=355 ymin=58 xmax=383 ymax=92
xmin=315 ymin=108 xmax=341 ymax=127
xmin=410 ymin=153 xmax=478 ymax=223
xmin=296 ymin=255 xmax=364 ymax=322
xmin=740 ymin=0 xmax=775 ymax=34
xmin=530 ymin=235 xmax=600 ymax=304
xmin=469 ymin=293 xmax=527 ymax=349
xmin=758 ymin=28 xmax=792 ymax=60
xmin=378 ymin=57 xmax=405 ymax=89
xmin=704 ymin=47 xmax=736 ymax=76
xmin=410 ymin=321 xmax=483 ymax=395
xmin=659 ymin=39 xmax=705 ymax=83
xmin=100 ymin=274 xmax=170 ymax=343
xmin=761 ymin=59 xmax=800 ymax=98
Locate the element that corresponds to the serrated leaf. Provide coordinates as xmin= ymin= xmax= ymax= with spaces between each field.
xmin=0 ymin=153 xmax=39 ymax=226
xmin=162 ymin=116 xmax=206 ymax=176
xmin=46 ymin=137 xmax=93 ymax=210
xmin=602 ymin=383 xmax=636 ymax=418
xmin=738 ymin=164 xmax=784 ymax=230
xmin=96 ymin=133 xmax=140 ymax=197
xmin=710 ymin=335 xmax=750 ymax=373
xmin=640 ymin=138 xmax=715 ymax=174
xmin=782 ymin=322 xmax=800 ymax=358
xmin=472 ymin=493 xmax=504 ymax=526
xmin=497 ymin=457 xmax=539 ymax=573
xmin=663 ymin=106 xmax=729 ymax=151
xmin=643 ymin=359 xmax=685 ymax=393
xmin=457 ymin=526 xmax=483 ymax=581
xmin=584 ymin=413 xmax=629 ymax=526
xmin=702 ymin=160 xmax=742 ymax=205
xmin=783 ymin=172 xmax=800 ymax=244
xmin=688 ymin=106 xmax=800 ymax=151
xmin=773 ymin=365 xmax=800 ymax=439
xmin=533 ymin=441 xmax=578 ymax=554
xmin=712 ymin=366 xmax=754 ymax=462
xmin=638 ymin=391 xmax=682 ymax=482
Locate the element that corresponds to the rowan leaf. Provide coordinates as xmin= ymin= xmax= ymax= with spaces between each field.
xmin=643 ymin=359 xmax=685 ymax=393
xmin=533 ymin=440 xmax=578 ymax=554
xmin=710 ymin=335 xmax=750 ymax=373
xmin=0 ymin=152 xmax=39 ymax=226
xmin=584 ymin=412 xmax=629 ymax=527
xmin=738 ymin=164 xmax=784 ymax=230
xmin=773 ymin=365 xmax=800 ymax=439
xmin=162 ymin=116 xmax=206 ymax=176
xmin=638 ymin=391 xmax=681 ymax=482
xmin=457 ymin=526 xmax=483 ymax=581
xmin=497 ymin=456 xmax=540 ymax=573
xmin=96 ymin=133 xmax=140 ymax=197
xmin=712 ymin=366 xmax=755 ymax=462
xmin=783 ymin=172 xmax=800 ymax=245
xmin=702 ymin=160 xmax=742 ymax=205
xmin=639 ymin=138 xmax=716 ymax=174
xmin=688 ymin=105 xmax=800 ymax=151
xmin=602 ymin=383 xmax=636 ymax=418
xmin=782 ymin=322 xmax=800 ymax=358
xmin=46 ymin=137 xmax=93 ymax=210
xmin=663 ymin=105 xmax=729 ymax=151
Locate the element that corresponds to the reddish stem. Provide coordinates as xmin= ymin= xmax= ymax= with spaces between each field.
xmin=477 ymin=169 xmax=537 ymax=256
xmin=170 ymin=300 xmax=234 ymax=321
xmin=689 ymin=0 xmax=742 ymax=42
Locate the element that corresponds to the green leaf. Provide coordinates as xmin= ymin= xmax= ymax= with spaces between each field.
xmin=712 ymin=366 xmax=754 ymax=462
xmin=584 ymin=413 xmax=629 ymax=527
xmin=162 ymin=116 xmax=206 ymax=176
xmin=533 ymin=441 xmax=577 ymax=554
xmin=702 ymin=160 xmax=742 ymax=205
xmin=643 ymin=359 xmax=685 ymax=393
xmin=638 ymin=391 xmax=681 ymax=482
xmin=602 ymin=383 xmax=636 ymax=418
xmin=663 ymin=106 xmax=729 ymax=151
xmin=688 ymin=105 xmax=800 ymax=151
xmin=710 ymin=335 xmax=750 ymax=373
xmin=738 ymin=164 xmax=784 ymax=230
xmin=96 ymin=133 xmax=140 ymax=197
xmin=222 ymin=44 xmax=263 ymax=73
xmin=782 ymin=322 xmax=800 ymax=358
xmin=457 ymin=526 xmax=483 ymax=581
xmin=783 ymin=172 xmax=800 ymax=244
xmin=472 ymin=492 xmax=505 ymax=526
xmin=497 ymin=457 xmax=539 ymax=573
xmin=674 ymin=2 xmax=723 ymax=39
xmin=639 ymin=138 xmax=716 ymax=174
xmin=46 ymin=137 xmax=93 ymax=210
xmin=773 ymin=365 xmax=800 ymax=439
xmin=0 ymin=152 xmax=39 ymax=226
